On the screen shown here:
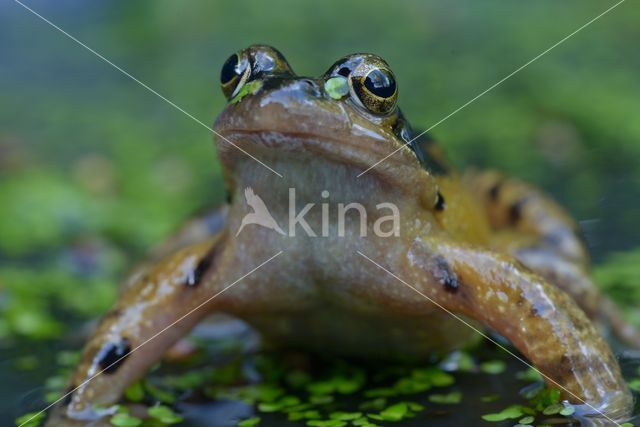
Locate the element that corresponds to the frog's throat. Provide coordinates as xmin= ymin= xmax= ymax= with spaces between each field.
xmin=214 ymin=128 xmax=438 ymax=210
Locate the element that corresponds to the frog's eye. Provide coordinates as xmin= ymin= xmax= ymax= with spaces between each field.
xmin=220 ymin=45 xmax=294 ymax=101
xmin=351 ymin=66 xmax=397 ymax=115
xmin=220 ymin=51 xmax=251 ymax=100
xmin=325 ymin=54 xmax=398 ymax=115
xmin=247 ymin=45 xmax=294 ymax=77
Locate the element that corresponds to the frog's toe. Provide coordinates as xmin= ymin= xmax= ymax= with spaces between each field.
xmin=572 ymin=389 xmax=634 ymax=427
xmin=45 ymin=405 xmax=112 ymax=427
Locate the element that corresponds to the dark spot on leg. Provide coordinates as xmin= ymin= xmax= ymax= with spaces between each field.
xmin=509 ymin=198 xmax=529 ymax=224
xmin=185 ymin=235 xmax=226 ymax=287
xmin=62 ymin=387 xmax=74 ymax=406
xmin=225 ymin=189 xmax=232 ymax=204
xmin=488 ymin=180 xmax=502 ymax=201
xmin=435 ymin=191 xmax=446 ymax=211
xmin=95 ymin=338 xmax=131 ymax=374
xmin=105 ymin=308 xmax=122 ymax=320
xmin=530 ymin=306 xmax=539 ymax=317
xmin=186 ymin=255 xmax=213 ymax=287
xmin=434 ymin=256 xmax=459 ymax=293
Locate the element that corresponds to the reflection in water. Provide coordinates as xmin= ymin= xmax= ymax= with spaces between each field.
xmin=14 ymin=317 xmax=636 ymax=426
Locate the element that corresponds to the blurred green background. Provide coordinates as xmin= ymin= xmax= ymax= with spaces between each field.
xmin=1 ymin=0 xmax=640 ymax=425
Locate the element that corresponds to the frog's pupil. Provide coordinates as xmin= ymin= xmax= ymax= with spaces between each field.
xmin=220 ymin=54 xmax=240 ymax=84
xmin=337 ymin=66 xmax=350 ymax=77
xmin=364 ymin=69 xmax=396 ymax=98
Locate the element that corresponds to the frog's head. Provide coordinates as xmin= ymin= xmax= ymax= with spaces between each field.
xmin=214 ymin=45 xmax=440 ymax=211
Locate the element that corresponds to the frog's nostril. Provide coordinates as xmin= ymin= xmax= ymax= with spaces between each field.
xmin=299 ymin=79 xmax=322 ymax=97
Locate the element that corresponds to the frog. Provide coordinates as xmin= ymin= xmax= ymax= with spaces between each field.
xmin=45 ymin=45 xmax=638 ymax=426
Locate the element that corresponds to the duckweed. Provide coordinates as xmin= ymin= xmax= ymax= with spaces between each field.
xmin=19 ymin=343 xmax=638 ymax=426
xmin=110 ymin=413 xmax=142 ymax=427
xmin=14 ymin=412 xmax=45 ymax=427
xmin=237 ymin=417 xmax=261 ymax=427
xmin=481 ymin=404 xmax=524 ymax=422
xmin=428 ymin=391 xmax=462 ymax=404
xmin=147 ymin=405 xmax=183 ymax=424
xmin=479 ymin=360 xmax=507 ymax=375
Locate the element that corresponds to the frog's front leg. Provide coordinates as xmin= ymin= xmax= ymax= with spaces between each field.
xmin=389 ymin=237 xmax=631 ymax=423
xmin=46 ymin=233 xmax=235 ymax=426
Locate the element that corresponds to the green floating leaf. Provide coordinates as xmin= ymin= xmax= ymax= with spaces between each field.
xmin=288 ymin=410 xmax=320 ymax=421
xmin=110 ymin=413 xmax=142 ymax=427
xmin=518 ymin=415 xmax=535 ymax=424
xmin=306 ymin=420 xmax=347 ymax=427
xmin=258 ymin=395 xmax=301 ymax=413
xmin=15 ymin=412 xmax=45 ymax=427
xmin=286 ymin=370 xmax=312 ymax=388
xmin=439 ymin=351 xmax=476 ymax=372
xmin=306 ymin=371 xmax=365 ymax=396
xmin=124 ymin=381 xmax=145 ymax=402
xmin=628 ymin=378 xmax=640 ymax=392
xmin=147 ymin=405 xmax=183 ymax=424
xmin=309 ymin=395 xmax=334 ymax=405
xmin=230 ymin=80 xmax=263 ymax=104
xmin=481 ymin=404 xmax=524 ymax=422
xmin=370 ymin=401 xmax=423 ymax=420
xmin=516 ymin=368 xmax=543 ymax=383
xmin=428 ymin=391 xmax=462 ymax=404
xmin=359 ymin=398 xmax=387 ymax=411
xmin=237 ymin=417 xmax=261 ymax=427
xmin=413 ymin=367 xmax=455 ymax=387
xmin=14 ymin=355 xmax=39 ymax=371
xmin=364 ymin=387 xmax=398 ymax=398
xmin=144 ymin=382 xmax=176 ymax=404
xmin=324 ymin=77 xmax=350 ymax=100
xmin=56 ymin=350 xmax=81 ymax=367
xmin=558 ymin=402 xmax=575 ymax=416
xmin=480 ymin=360 xmax=506 ymax=375
xmin=329 ymin=412 xmax=363 ymax=421
xmin=542 ymin=403 xmax=563 ymax=415
xmin=529 ymin=387 xmax=561 ymax=411
xmin=352 ymin=418 xmax=381 ymax=427
xmin=256 ymin=384 xmax=285 ymax=402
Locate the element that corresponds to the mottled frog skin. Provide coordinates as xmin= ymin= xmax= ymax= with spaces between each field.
xmin=47 ymin=45 xmax=638 ymax=426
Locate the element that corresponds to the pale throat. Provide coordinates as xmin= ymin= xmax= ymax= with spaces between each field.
xmin=226 ymin=151 xmax=426 ymax=240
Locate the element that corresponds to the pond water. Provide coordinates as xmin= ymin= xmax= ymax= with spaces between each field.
xmin=3 ymin=319 xmax=640 ymax=426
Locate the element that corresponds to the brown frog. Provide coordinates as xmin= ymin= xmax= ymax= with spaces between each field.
xmin=46 ymin=45 xmax=638 ymax=426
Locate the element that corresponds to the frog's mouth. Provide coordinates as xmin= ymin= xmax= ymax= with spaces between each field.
xmin=213 ymin=80 xmax=430 ymax=196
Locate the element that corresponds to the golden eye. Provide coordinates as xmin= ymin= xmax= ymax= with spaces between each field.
xmin=249 ymin=44 xmax=294 ymax=77
xmin=350 ymin=65 xmax=397 ymax=115
xmin=220 ymin=45 xmax=293 ymax=101
xmin=220 ymin=51 xmax=251 ymax=100
xmin=325 ymin=54 xmax=398 ymax=115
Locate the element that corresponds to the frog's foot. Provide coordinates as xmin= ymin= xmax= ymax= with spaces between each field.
xmin=45 ymin=234 xmax=232 ymax=426
xmin=46 ymin=405 xmax=116 ymax=427
xmin=386 ymin=237 xmax=633 ymax=422
xmin=573 ymin=393 xmax=636 ymax=427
